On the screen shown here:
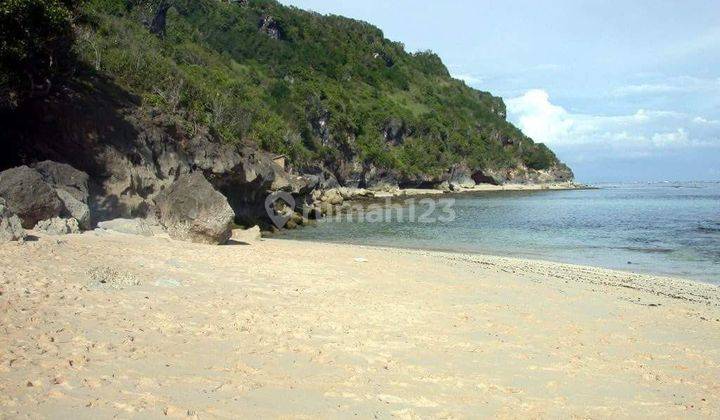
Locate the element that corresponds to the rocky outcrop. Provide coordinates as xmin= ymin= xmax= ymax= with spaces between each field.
xmin=0 ymin=163 xmax=92 ymax=230
xmin=35 ymin=217 xmax=81 ymax=235
xmin=258 ymin=16 xmax=282 ymax=39
xmin=154 ymin=172 xmax=235 ymax=244
xmin=3 ymin=82 xmax=323 ymax=231
xmin=0 ymin=166 xmax=64 ymax=228
xmin=32 ymin=160 xmax=91 ymax=229
xmin=2 ymin=77 xmax=573 ymax=236
xmin=382 ymin=118 xmax=406 ymax=146
xmin=448 ymin=163 xmax=476 ymax=191
xmin=471 ymin=170 xmax=502 ymax=186
xmin=0 ymin=198 xmax=25 ymax=243
xmin=480 ymin=163 xmax=574 ymax=185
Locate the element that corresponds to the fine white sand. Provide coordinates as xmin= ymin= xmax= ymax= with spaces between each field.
xmin=1 ymin=231 xmax=719 ymax=418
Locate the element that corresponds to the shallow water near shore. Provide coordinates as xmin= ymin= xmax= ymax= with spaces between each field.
xmin=279 ymin=182 xmax=720 ymax=283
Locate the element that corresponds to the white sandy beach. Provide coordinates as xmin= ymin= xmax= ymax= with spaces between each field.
xmin=371 ymin=182 xmax=586 ymax=198
xmin=1 ymin=231 xmax=719 ymax=418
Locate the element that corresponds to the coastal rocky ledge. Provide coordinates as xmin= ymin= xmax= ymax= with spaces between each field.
xmin=0 ymin=157 xmax=583 ymax=245
xmin=1 ymin=77 xmax=574 ymax=243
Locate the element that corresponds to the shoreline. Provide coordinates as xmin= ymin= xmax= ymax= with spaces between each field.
xmin=301 ymin=181 xmax=593 ymax=220
xmin=1 ymin=232 xmax=718 ymax=416
xmin=367 ymin=181 xmax=593 ymax=199
xmin=269 ymin=236 xmax=718 ymax=286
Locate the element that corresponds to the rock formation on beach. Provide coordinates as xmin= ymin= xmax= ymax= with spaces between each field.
xmin=0 ymin=162 xmax=92 ymax=230
xmin=154 ymin=172 xmax=235 ymax=244
xmin=0 ymin=166 xmax=65 ymax=229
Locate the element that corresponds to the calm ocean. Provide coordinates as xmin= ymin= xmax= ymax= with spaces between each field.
xmin=279 ymin=182 xmax=720 ymax=283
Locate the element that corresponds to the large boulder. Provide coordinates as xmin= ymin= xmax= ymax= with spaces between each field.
xmin=449 ymin=163 xmax=476 ymax=190
xmin=320 ymin=189 xmax=344 ymax=206
xmin=32 ymin=161 xmax=91 ymax=229
xmin=363 ymin=164 xmax=399 ymax=191
xmin=0 ymin=198 xmax=25 ymax=243
xmin=154 ymin=172 xmax=235 ymax=244
xmin=32 ymin=160 xmax=89 ymax=202
xmin=0 ymin=166 xmax=64 ymax=228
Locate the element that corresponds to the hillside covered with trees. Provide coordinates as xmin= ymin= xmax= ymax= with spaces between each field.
xmin=1 ymin=0 xmax=571 ymax=188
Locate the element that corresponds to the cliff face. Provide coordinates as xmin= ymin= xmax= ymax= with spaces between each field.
xmin=1 ymin=77 xmax=320 ymax=227
xmin=1 ymin=0 xmax=573 ymax=228
xmin=74 ymin=0 xmax=571 ymax=183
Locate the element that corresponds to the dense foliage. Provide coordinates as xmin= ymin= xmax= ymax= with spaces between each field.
xmin=0 ymin=0 xmax=81 ymax=105
xmin=11 ymin=0 xmax=561 ymax=176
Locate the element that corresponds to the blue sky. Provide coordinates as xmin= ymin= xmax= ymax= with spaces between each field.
xmin=279 ymin=0 xmax=720 ymax=182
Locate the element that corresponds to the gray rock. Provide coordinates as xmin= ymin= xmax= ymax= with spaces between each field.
xmin=97 ymin=218 xmax=155 ymax=237
xmin=231 ymin=225 xmax=262 ymax=243
xmin=56 ymin=189 xmax=91 ymax=230
xmin=31 ymin=161 xmax=91 ymax=229
xmin=363 ymin=164 xmax=400 ymax=191
xmin=0 ymin=198 xmax=25 ymax=243
xmin=449 ymin=163 xmax=476 ymax=190
xmin=0 ymin=166 xmax=64 ymax=228
xmin=35 ymin=217 xmax=81 ymax=235
xmin=32 ymin=160 xmax=89 ymax=204
xmin=321 ymin=189 xmax=344 ymax=206
xmin=258 ymin=15 xmax=282 ymax=39
xmin=154 ymin=172 xmax=235 ymax=244
xmin=435 ymin=181 xmax=451 ymax=191
xmin=470 ymin=169 xmax=503 ymax=186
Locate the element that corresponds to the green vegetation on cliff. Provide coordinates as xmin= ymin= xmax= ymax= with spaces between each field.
xmin=2 ymin=0 xmax=565 ymax=181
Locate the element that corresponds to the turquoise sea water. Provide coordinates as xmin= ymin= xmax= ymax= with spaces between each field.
xmin=279 ymin=182 xmax=720 ymax=283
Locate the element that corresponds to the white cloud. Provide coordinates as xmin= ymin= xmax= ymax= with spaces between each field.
xmin=693 ymin=116 xmax=719 ymax=125
xmin=503 ymin=89 xmax=574 ymax=144
xmin=505 ymin=89 xmax=720 ymax=160
xmin=651 ymin=129 xmax=689 ymax=148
